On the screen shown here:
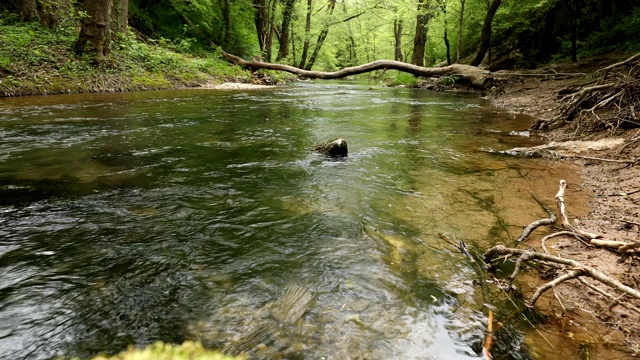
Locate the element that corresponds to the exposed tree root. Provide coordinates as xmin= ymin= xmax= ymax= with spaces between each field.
xmin=484 ymin=179 xmax=640 ymax=309
xmin=532 ymin=52 xmax=640 ymax=132
xmin=484 ymin=245 xmax=640 ymax=306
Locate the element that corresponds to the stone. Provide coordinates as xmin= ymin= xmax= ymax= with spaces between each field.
xmin=314 ymin=138 xmax=348 ymax=158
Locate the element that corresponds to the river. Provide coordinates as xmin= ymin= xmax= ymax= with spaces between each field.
xmin=0 ymin=82 xmax=589 ymax=359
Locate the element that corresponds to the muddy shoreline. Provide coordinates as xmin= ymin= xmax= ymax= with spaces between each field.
xmin=488 ymin=65 xmax=640 ymax=356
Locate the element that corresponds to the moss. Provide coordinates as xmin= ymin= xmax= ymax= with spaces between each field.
xmin=78 ymin=341 xmax=243 ymax=360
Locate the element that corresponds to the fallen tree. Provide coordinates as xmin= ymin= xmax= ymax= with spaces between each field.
xmin=175 ymin=9 xmax=584 ymax=91
xmin=219 ymin=50 xmax=492 ymax=88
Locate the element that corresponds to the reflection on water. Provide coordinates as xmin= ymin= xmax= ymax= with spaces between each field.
xmin=0 ymin=82 xmax=588 ymax=359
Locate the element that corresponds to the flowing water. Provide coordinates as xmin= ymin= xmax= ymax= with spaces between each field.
xmin=0 ymin=82 xmax=590 ymax=359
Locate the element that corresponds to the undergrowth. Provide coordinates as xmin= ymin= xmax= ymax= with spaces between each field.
xmin=0 ymin=18 xmax=256 ymax=96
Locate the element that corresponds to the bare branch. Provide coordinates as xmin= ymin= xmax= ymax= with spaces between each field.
xmin=485 ymin=245 xmax=640 ymax=302
xmin=529 ymin=269 xmax=584 ymax=306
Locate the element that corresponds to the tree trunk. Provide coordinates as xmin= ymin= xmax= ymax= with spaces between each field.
xmin=469 ymin=0 xmax=501 ymax=67
xmin=222 ymin=0 xmax=231 ymax=48
xmin=18 ymin=0 xmax=38 ymax=21
xmin=440 ymin=0 xmax=451 ymax=65
xmin=298 ymin=0 xmax=313 ymax=69
xmin=305 ymin=0 xmax=337 ymax=70
xmin=264 ymin=0 xmax=277 ymax=62
xmin=110 ymin=0 xmax=128 ymax=37
xmin=410 ymin=0 xmax=430 ymax=66
xmin=456 ymin=0 xmax=465 ymax=63
xmin=75 ymin=0 xmax=113 ymax=59
xmin=38 ymin=0 xmax=70 ymax=28
xmin=253 ymin=0 xmax=269 ymax=60
xmin=276 ymin=0 xmax=296 ymax=61
xmin=394 ymin=19 xmax=403 ymax=62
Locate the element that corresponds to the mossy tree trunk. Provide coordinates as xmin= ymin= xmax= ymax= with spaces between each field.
xmin=110 ymin=0 xmax=128 ymax=37
xmin=75 ymin=0 xmax=113 ymax=58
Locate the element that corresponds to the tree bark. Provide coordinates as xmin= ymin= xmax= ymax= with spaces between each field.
xmin=456 ymin=0 xmax=465 ymax=63
xmin=18 ymin=0 xmax=38 ymax=22
xmin=253 ymin=0 xmax=269 ymax=60
xmin=411 ymin=0 xmax=430 ymax=66
xmin=469 ymin=0 xmax=501 ymax=67
xmin=264 ymin=0 xmax=278 ymax=62
xmin=298 ymin=0 xmax=313 ymax=69
xmin=222 ymin=0 xmax=231 ymax=48
xmin=38 ymin=0 xmax=70 ymax=28
xmin=440 ymin=0 xmax=451 ymax=65
xmin=276 ymin=0 xmax=296 ymax=61
xmin=75 ymin=0 xmax=113 ymax=58
xmin=110 ymin=0 xmax=128 ymax=36
xmin=394 ymin=19 xmax=403 ymax=62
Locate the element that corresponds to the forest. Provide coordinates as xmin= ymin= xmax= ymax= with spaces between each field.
xmin=1 ymin=0 xmax=640 ymax=78
xmin=2 ymin=1 xmax=640 ymax=360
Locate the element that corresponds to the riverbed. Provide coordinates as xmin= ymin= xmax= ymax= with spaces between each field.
xmin=0 ymin=82 xmax=589 ymax=359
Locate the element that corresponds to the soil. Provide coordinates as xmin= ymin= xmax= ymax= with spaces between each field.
xmin=487 ymin=54 xmax=640 ymax=357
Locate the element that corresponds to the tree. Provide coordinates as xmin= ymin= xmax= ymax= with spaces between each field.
xmin=18 ymin=0 xmax=38 ymax=21
xmin=38 ymin=0 xmax=70 ymax=27
xmin=253 ymin=0 xmax=269 ymax=60
xmin=75 ymin=0 xmax=127 ymax=59
xmin=298 ymin=0 xmax=313 ymax=68
xmin=305 ymin=0 xmax=338 ymax=69
xmin=393 ymin=18 xmax=403 ymax=62
xmin=456 ymin=0 xmax=465 ymax=63
xmin=276 ymin=0 xmax=296 ymax=61
xmin=436 ymin=0 xmax=452 ymax=65
xmin=410 ymin=0 xmax=430 ymax=66
xmin=111 ymin=0 xmax=128 ymax=36
xmin=469 ymin=0 xmax=501 ymax=67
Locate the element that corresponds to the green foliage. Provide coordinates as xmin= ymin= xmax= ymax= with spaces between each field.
xmin=580 ymin=7 xmax=640 ymax=56
xmin=387 ymin=72 xmax=418 ymax=87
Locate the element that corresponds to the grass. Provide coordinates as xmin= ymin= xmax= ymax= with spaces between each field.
xmin=0 ymin=19 xmax=264 ymax=96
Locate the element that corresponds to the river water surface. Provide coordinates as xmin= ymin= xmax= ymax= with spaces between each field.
xmin=0 ymin=82 xmax=589 ymax=359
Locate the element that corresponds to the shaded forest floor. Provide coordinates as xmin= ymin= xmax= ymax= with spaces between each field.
xmin=485 ymin=54 xmax=640 ymax=357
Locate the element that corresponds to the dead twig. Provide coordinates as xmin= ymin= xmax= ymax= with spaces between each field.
xmin=562 ymin=155 xmax=639 ymax=164
xmin=579 ymin=277 xmax=640 ymax=315
xmin=517 ymin=196 xmax=556 ymax=242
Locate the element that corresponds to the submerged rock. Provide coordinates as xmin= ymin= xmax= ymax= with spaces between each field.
xmin=314 ymin=138 xmax=348 ymax=157
xmin=223 ymin=284 xmax=314 ymax=357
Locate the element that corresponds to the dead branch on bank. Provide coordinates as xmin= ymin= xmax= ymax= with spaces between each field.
xmin=532 ymin=52 xmax=640 ymax=131
xmin=484 ymin=245 xmax=640 ymax=306
xmin=516 ymin=196 xmax=556 ymax=242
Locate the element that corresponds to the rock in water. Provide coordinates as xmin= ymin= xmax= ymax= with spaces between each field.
xmin=314 ymin=138 xmax=348 ymax=157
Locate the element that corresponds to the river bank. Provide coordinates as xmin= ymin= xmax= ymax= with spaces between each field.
xmin=487 ymin=55 xmax=640 ymax=356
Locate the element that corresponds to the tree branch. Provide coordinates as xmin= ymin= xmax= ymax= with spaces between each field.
xmin=485 ymin=245 xmax=640 ymax=304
